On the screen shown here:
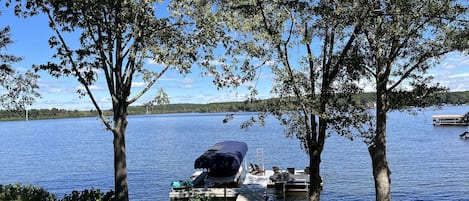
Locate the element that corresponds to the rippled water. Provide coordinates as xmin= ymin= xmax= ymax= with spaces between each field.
xmin=1 ymin=105 xmax=468 ymax=200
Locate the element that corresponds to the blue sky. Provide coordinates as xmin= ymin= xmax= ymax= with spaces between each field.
xmin=0 ymin=7 xmax=273 ymax=110
xmin=1 ymin=5 xmax=468 ymax=110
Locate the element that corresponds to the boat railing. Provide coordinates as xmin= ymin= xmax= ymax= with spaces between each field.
xmin=256 ymin=148 xmax=265 ymax=176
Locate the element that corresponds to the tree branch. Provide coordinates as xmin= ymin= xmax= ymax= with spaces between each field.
xmin=363 ymin=64 xmax=376 ymax=77
xmin=257 ymin=1 xmax=312 ymax=133
xmin=127 ymin=64 xmax=170 ymax=104
xmin=330 ymin=19 xmax=363 ymax=80
xmin=43 ymin=3 xmax=113 ymax=130
xmin=388 ymin=49 xmax=451 ymax=91
xmin=85 ymin=20 xmax=115 ymax=97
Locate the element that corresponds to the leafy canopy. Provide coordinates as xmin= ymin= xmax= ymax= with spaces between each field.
xmin=0 ymin=9 xmax=40 ymax=111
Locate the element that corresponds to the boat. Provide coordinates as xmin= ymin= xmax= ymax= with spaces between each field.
xmin=245 ymin=165 xmax=312 ymax=191
xmin=169 ymin=141 xmax=248 ymax=201
xmin=432 ymin=113 xmax=469 ymax=126
xmin=194 ymin=140 xmax=247 ymax=180
xmin=460 ymin=131 xmax=469 ymax=139
xmin=238 ymin=164 xmax=318 ymax=201
xmin=169 ymin=143 xmax=317 ymax=201
xmin=266 ymin=166 xmax=313 ymax=192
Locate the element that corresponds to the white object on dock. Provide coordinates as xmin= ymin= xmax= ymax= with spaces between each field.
xmin=236 ymin=168 xmax=311 ymax=201
xmin=432 ymin=115 xmax=469 ymax=126
xmin=169 ymin=187 xmax=239 ymax=200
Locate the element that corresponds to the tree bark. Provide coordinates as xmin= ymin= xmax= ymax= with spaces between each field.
xmin=307 ymin=113 xmax=325 ymax=201
xmin=113 ymin=102 xmax=129 ymax=201
xmin=369 ymin=144 xmax=391 ymax=201
xmin=308 ymin=147 xmax=322 ymax=201
xmin=369 ymin=83 xmax=391 ymax=201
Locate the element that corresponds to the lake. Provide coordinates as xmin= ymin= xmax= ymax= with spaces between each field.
xmin=1 ymin=105 xmax=469 ymax=200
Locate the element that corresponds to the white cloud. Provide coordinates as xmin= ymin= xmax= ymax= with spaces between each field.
xmin=99 ymin=97 xmax=111 ymax=104
xmin=180 ymin=84 xmax=193 ymax=89
xmin=147 ymin=58 xmax=167 ymax=67
xmin=75 ymin=84 xmax=104 ymax=91
xmin=441 ymin=63 xmax=458 ymax=70
xmin=440 ymin=53 xmax=469 ymax=70
xmin=132 ymin=82 xmax=147 ymax=88
xmin=178 ymin=78 xmax=194 ymax=84
xmin=47 ymin=88 xmax=67 ymax=94
xmin=447 ymin=73 xmax=469 ymax=79
xmin=207 ymin=59 xmax=227 ymax=66
xmin=433 ymin=72 xmax=469 ymax=92
xmin=356 ymin=79 xmax=376 ymax=92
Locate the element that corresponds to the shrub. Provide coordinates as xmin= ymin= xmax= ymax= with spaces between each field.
xmin=0 ymin=183 xmax=56 ymax=201
xmin=0 ymin=184 xmax=114 ymax=201
xmin=61 ymin=188 xmax=114 ymax=201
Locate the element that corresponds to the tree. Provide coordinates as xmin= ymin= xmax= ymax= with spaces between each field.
xmin=8 ymin=0 xmax=221 ymax=200
xmin=144 ymin=88 xmax=169 ymax=114
xmin=192 ymin=1 xmax=371 ymax=200
xmin=355 ymin=1 xmax=468 ymax=200
xmin=0 ymin=8 xmax=40 ymax=114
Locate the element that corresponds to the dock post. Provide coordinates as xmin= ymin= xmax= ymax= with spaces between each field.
xmin=224 ymin=186 xmax=227 ymax=201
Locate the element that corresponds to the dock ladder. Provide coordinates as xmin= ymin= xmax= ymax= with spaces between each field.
xmin=256 ymin=148 xmax=265 ymax=175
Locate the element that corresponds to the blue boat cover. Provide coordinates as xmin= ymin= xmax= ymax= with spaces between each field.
xmin=194 ymin=141 xmax=248 ymax=177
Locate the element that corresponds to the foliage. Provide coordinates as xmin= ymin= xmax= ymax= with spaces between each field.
xmin=0 ymin=91 xmax=467 ymax=121
xmin=438 ymin=91 xmax=469 ymax=105
xmin=353 ymin=1 xmax=468 ymax=200
xmin=178 ymin=0 xmax=468 ymax=200
xmin=182 ymin=1 xmax=373 ymax=200
xmin=0 ymin=22 xmax=21 ymax=73
xmin=6 ymin=0 xmax=228 ymax=200
xmin=0 ymin=108 xmax=99 ymax=121
xmin=0 ymin=184 xmax=114 ymax=201
xmin=355 ymin=0 xmax=468 ymax=118
xmin=0 ymin=183 xmax=56 ymax=201
xmin=186 ymin=0 xmax=377 ymax=154
xmin=0 ymin=70 xmax=40 ymax=111
xmin=61 ymin=189 xmax=114 ymax=201
xmin=0 ymin=11 xmax=40 ymax=111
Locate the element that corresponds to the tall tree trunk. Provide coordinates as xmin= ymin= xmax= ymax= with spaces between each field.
xmin=113 ymin=102 xmax=129 ymax=201
xmin=307 ymin=111 xmax=326 ymax=201
xmin=369 ymin=84 xmax=391 ymax=201
xmin=308 ymin=147 xmax=322 ymax=201
xmin=306 ymin=29 xmax=322 ymax=201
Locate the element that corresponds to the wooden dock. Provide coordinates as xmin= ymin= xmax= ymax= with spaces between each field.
xmin=169 ymin=185 xmax=267 ymax=201
xmin=236 ymin=184 xmax=266 ymax=201
xmin=432 ymin=114 xmax=469 ymax=126
xmin=169 ymin=187 xmax=238 ymax=201
xmin=170 ymin=168 xmax=310 ymax=201
xmin=235 ymin=169 xmax=269 ymax=201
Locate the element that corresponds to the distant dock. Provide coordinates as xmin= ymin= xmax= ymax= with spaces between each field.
xmin=432 ymin=114 xmax=469 ymax=126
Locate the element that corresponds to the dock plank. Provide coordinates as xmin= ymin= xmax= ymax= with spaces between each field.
xmin=170 ymin=188 xmax=238 ymax=200
xmin=236 ymin=184 xmax=266 ymax=201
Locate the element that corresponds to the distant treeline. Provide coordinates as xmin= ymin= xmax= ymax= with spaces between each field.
xmin=438 ymin=91 xmax=469 ymax=105
xmin=1 ymin=91 xmax=468 ymax=121
xmin=0 ymin=102 xmax=267 ymax=121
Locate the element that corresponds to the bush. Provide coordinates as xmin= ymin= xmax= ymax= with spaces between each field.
xmin=0 ymin=184 xmax=114 ymax=201
xmin=61 ymin=188 xmax=114 ymax=201
xmin=0 ymin=183 xmax=56 ymax=201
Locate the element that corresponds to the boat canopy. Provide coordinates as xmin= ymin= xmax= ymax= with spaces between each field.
xmin=194 ymin=141 xmax=248 ymax=177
